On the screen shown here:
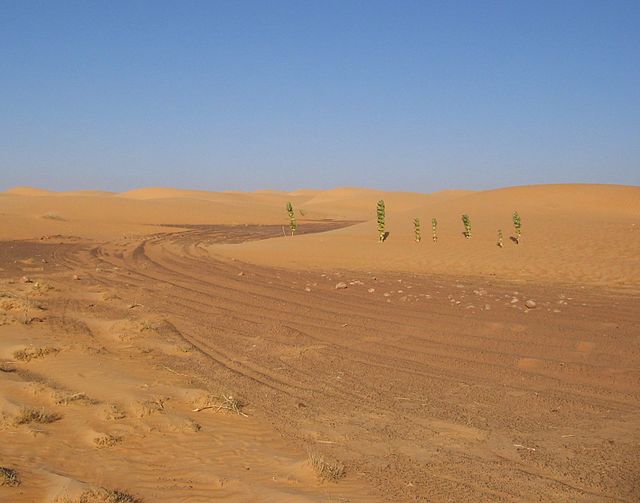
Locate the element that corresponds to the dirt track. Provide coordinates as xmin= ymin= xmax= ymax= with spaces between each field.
xmin=9 ymin=223 xmax=634 ymax=501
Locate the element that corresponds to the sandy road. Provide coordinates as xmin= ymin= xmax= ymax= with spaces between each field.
xmin=22 ymin=224 xmax=640 ymax=501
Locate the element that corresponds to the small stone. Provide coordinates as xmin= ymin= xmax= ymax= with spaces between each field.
xmin=368 ymin=288 xmax=375 ymax=293
xmin=510 ymin=297 xmax=519 ymax=304
xmin=335 ymin=282 xmax=348 ymax=290
xmin=238 ymin=271 xmax=244 ymax=276
xmin=72 ymin=274 xmax=80 ymax=280
xmin=304 ymin=287 xmax=311 ymax=292
xmin=20 ymin=276 xmax=32 ymax=283
xmin=484 ymin=304 xmax=491 ymax=310
xmin=525 ymin=300 xmax=537 ymax=309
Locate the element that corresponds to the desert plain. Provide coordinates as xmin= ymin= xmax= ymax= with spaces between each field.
xmin=0 ymin=183 xmax=638 ymax=502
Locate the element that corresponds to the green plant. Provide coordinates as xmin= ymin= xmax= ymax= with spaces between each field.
xmin=431 ymin=217 xmax=438 ymax=242
xmin=497 ymin=229 xmax=503 ymax=248
xmin=513 ymin=211 xmax=521 ymax=243
xmin=377 ymin=200 xmax=386 ymax=242
xmin=285 ymin=202 xmax=297 ymax=236
xmin=462 ymin=214 xmax=472 ymax=238
xmin=413 ymin=218 xmax=421 ymax=243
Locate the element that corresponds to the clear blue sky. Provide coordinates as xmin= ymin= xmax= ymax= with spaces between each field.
xmin=1 ymin=0 xmax=638 ymax=192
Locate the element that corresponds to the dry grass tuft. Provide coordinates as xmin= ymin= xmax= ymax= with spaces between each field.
xmin=308 ymin=450 xmax=346 ymax=481
xmin=94 ymin=433 xmax=123 ymax=448
xmin=103 ymin=404 xmax=126 ymax=421
xmin=53 ymin=391 xmax=97 ymax=406
xmin=13 ymin=346 xmax=59 ymax=362
xmin=133 ymin=398 xmax=166 ymax=418
xmin=0 ymin=467 xmax=20 ymax=487
xmin=14 ymin=406 xmax=61 ymax=425
xmin=192 ymin=394 xmax=247 ymax=417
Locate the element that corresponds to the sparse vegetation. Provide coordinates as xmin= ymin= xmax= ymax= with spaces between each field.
xmin=462 ymin=214 xmax=472 ymax=238
xmin=413 ymin=218 xmax=421 ymax=243
xmin=513 ymin=211 xmax=521 ymax=243
xmin=0 ymin=467 xmax=20 ymax=487
xmin=57 ymin=488 xmax=143 ymax=503
xmin=497 ymin=229 xmax=504 ymax=248
xmin=286 ymin=202 xmax=297 ymax=236
xmin=432 ymin=217 xmax=438 ymax=242
xmin=13 ymin=346 xmax=59 ymax=362
xmin=14 ymin=406 xmax=61 ymax=425
xmin=377 ymin=200 xmax=386 ymax=242
xmin=308 ymin=450 xmax=346 ymax=481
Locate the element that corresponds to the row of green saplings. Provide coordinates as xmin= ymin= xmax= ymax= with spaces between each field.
xmin=285 ymin=200 xmax=522 ymax=247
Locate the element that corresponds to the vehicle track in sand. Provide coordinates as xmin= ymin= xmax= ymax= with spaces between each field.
xmin=49 ymin=223 xmax=640 ymax=502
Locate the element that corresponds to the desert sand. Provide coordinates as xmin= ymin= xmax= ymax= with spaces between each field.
xmin=1 ymin=184 xmax=639 ymax=502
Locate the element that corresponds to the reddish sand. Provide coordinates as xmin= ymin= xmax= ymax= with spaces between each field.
xmin=0 ymin=184 xmax=638 ymax=502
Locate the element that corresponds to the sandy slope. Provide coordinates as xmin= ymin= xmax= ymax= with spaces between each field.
xmin=1 ymin=184 xmax=639 ymax=502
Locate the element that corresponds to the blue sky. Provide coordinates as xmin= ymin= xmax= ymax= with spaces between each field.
xmin=1 ymin=0 xmax=638 ymax=192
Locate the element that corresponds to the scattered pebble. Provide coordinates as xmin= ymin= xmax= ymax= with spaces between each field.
xmin=525 ymin=300 xmax=537 ymax=309
xmin=368 ymin=288 xmax=375 ymax=293
xmin=20 ymin=276 xmax=32 ymax=283
xmin=335 ymin=282 xmax=348 ymax=290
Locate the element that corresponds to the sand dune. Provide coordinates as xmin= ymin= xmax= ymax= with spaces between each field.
xmin=210 ymin=184 xmax=640 ymax=288
xmin=1 ymin=183 xmax=639 ymax=502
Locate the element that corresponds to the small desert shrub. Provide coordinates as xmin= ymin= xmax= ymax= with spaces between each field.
xmin=13 ymin=346 xmax=59 ymax=362
xmin=0 ymin=467 xmax=20 ymax=487
xmin=497 ymin=229 xmax=504 ymax=248
xmin=377 ymin=200 xmax=386 ymax=242
xmin=413 ymin=218 xmax=421 ymax=243
xmin=431 ymin=217 xmax=438 ymax=242
xmin=94 ymin=433 xmax=123 ymax=448
xmin=14 ymin=406 xmax=61 ymax=425
xmin=286 ymin=202 xmax=297 ymax=236
xmin=308 ymin=450 xmax=346 ymax=481
xmin=462 ymin=214 xmax=472 ymax=238
xmin=513 ymin=211 xmax=522 ymax=243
